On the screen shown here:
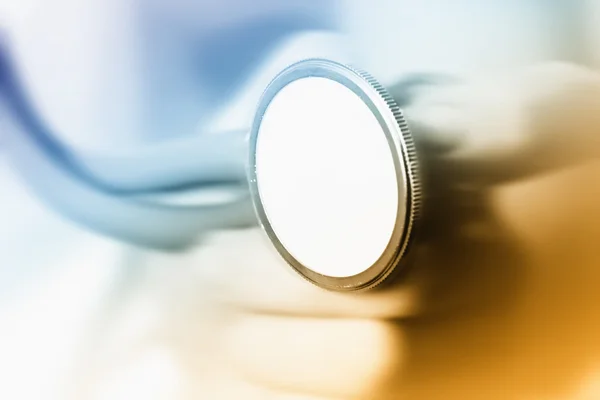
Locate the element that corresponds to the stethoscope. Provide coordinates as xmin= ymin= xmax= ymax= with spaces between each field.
xmin=0 ymin=34 xmax=427 ymax=292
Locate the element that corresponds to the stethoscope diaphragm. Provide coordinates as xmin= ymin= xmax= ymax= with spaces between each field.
xmin=248 ymin=59 xmax=422 ymax=291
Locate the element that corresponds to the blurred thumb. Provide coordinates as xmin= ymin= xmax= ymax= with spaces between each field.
xmin=399 ymin=63 xmax=600 ymax=184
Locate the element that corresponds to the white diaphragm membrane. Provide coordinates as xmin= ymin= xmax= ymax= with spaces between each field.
xmin=255 ymin=77 xmax=400 ymax=278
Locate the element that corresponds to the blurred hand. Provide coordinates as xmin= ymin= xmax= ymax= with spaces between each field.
xmin=80 ymin=63 xmax=600 ymax=400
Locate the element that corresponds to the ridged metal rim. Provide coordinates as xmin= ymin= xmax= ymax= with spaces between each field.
xmin=247 ymin=58 xmax=422 ymax=292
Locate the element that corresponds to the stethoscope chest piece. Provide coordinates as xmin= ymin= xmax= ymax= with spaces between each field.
xmin=248 ymin=58 xmax=421 ymax=292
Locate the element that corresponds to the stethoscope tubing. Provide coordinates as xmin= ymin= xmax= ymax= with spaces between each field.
xmin=0 ymin=36 xmax=256 ymax=250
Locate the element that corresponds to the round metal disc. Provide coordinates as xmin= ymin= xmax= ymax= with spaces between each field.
xmin=248 ymin=58 xmax=421 ymax=292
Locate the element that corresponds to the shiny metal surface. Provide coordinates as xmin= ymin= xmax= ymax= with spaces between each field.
xmin=248 ymin=58 xmax=422 ymax=291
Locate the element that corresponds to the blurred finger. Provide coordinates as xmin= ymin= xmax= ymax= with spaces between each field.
xmin=389 ymin=75 xmax=469 ymax=154
xmin=195 ymin=373 xmax=345 ymax=400
xmin=191 ymin=228 xmax=432 ymax=319
xmin=405 ymin=63 xmax=600 ymax=184
xmin=220 ymin=313 xmax=404 ymax=399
